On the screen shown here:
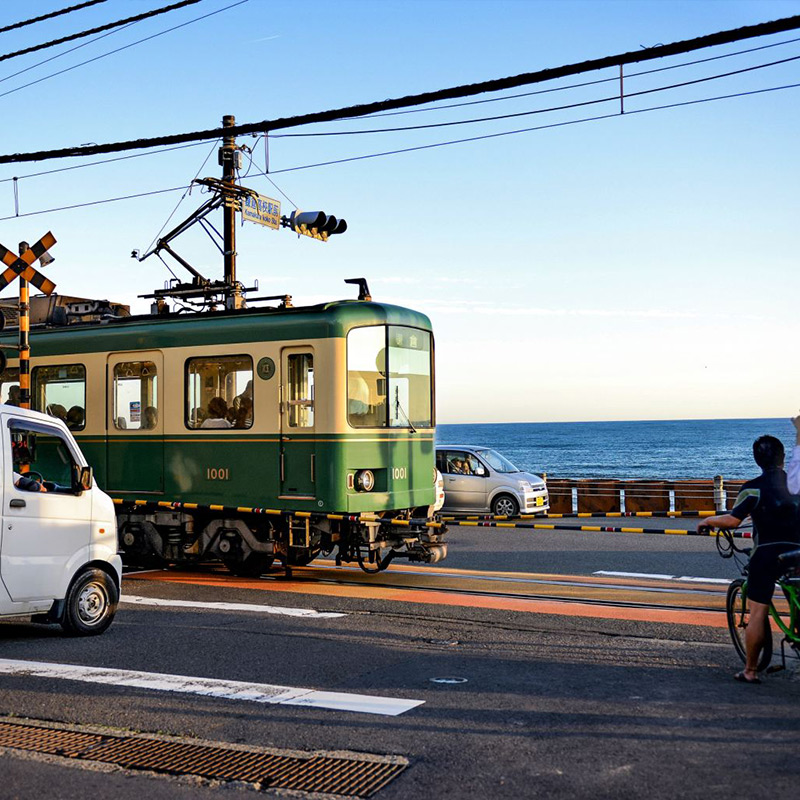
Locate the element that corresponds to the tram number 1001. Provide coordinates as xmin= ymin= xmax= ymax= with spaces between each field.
xmin=392 ymin=467 xmax=407 ymax=480
xmin=206 ymin=467 xmax=230 ymax=481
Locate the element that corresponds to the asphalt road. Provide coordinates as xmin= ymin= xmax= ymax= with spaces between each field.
xmin=2 ymin=527 xmax=798 ymax=800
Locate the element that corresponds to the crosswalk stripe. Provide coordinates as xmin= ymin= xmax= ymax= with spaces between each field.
xmin=0 ymin=659 xmax=423 ymax=717
xmin=120 ymin=594 xmax=346 ymax=618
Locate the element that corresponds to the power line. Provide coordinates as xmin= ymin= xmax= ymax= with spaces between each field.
xmin=0 ymin=13 xmax=798 ymax=165
xmin=0 ymin=1 xmax=107 ymax=35
xmin=0 ymin=0 xmax=204 ymax=64
xmin=0 ymin=0 xmax=248 ymax=101
xmin=0 ymin=141 xmax=210 ymax=184
xmin=263 ymin=81 xmax=800 ymax=174
xmin=0 ymin=184 xmax=190 ymax=221
xmin=270 ymin=53 xmax=800 ymax=138
xmin=353 ymin=34 xmax=800 ymax=120
xmin=3 ymin=79 xmax=798 ymax=222
xmin=0 ymin=19 xmax=141 ymax=87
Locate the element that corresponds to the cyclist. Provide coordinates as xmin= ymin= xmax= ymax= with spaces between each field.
xmin=699 ymin=434 xmax=800 ymax=683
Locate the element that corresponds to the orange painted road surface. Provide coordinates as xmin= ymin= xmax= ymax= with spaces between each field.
xmin=126 ymin=562 xmax=736 ymax=628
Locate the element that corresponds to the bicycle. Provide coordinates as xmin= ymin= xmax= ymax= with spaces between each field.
xmin=713 ymin=527 xmax=800 ymax=672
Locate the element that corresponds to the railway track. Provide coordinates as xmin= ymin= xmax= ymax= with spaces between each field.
xmin=127 ymin=561 xmax=734 ymax=617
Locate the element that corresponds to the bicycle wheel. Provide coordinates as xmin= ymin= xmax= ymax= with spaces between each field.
xmin=726 ymin=579 xmax=772 ymax=671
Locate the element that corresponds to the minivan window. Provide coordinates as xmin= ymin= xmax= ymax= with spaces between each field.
xmin=476 ymin=448 xmax=519 ymax=474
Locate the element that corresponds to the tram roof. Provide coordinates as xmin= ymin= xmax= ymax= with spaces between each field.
xmin=0 ymin=299 xmax=433 ymax=357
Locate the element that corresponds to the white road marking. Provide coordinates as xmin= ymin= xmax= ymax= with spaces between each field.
xmin=593 ymin=571 xmax=730 ymax=585
xmin=0 ymin=659 xmax=423 ymax=717
xmin=120 ymin=594 xmax=345 ymax=619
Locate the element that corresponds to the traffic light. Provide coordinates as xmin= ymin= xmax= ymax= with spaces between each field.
xmin=281 ymin=210 xmax=347 ymax=241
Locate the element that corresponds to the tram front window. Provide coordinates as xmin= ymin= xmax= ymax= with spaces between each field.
xmin=347 ymin=325 xmax=432 ymax=429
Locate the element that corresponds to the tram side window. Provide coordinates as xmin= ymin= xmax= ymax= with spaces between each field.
xmin=32 ymin=364 xmax=86 ymax=430
xmin=0 ymin=367 xmax=20 ymax=406
xmin=113 ymin=361 xmax=158 ymax=431
xmin=286 ymin=354 xmax=314 ymax=428
xmin=185 ymin=355 xmax=253 ymax=430
xmin=347 ymin=326 xmax=388 ymax=428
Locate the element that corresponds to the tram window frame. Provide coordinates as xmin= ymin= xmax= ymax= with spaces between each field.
xmin=346 ymin=325 xmax=434 ymax=429
xmin=0 ymin=366 xmax=20 ymax=407
xmin=184 ymin=355 xmax=254 ymax=431
xmin=32 ymin=363 xmax=87 ymax=431
xmin=286 ymin=353 xmax=314 ymax=429
xmin=112 ymin=361 xmax=159 ymax=431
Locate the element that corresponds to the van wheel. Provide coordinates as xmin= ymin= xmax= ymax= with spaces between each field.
xmin=61 ymin=568 xmax=118 ymax=636
xmin=492 ymin=495 xmax=519 ymax=517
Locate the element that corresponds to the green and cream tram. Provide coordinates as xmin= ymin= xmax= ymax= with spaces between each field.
xmin=0 ymin=298 xmax=446 ymax=574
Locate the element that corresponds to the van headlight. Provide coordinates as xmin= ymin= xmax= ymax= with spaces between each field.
xmin=355 ymin=469 xmax=375 ymax=492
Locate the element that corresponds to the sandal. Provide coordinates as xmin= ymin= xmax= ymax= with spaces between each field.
xmin=734 ymin=671 xmax=761 ymax=684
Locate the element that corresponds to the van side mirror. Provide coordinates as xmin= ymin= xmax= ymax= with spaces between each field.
xmin=72 ymin=464 xmax=93 ymax=493
xmin=475 ymin=464 xmax=486 ymax=476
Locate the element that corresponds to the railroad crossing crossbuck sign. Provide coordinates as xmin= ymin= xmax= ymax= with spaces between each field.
xmin=0 ymin=232 xmax=57 ymax=411
xmin=0 ymin=232 xmax=57 ymax=295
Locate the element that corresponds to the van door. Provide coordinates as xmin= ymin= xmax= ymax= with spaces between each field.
xmin=441 ymin=449 xmax=487 ymax=511
xmin=280 ymin=348 xmax=316 ymax=499
xmin=106 ymin=351 xmax=164 ymax=493
xmin=0 ymin=419 xmax=91 ymax=602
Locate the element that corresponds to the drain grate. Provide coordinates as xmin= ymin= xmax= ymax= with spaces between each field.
xmin=0 ymin=719 xmax=406 ymax=797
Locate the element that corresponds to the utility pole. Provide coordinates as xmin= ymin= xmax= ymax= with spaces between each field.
xmin=219 ymin=114 xmax=243 ymax=309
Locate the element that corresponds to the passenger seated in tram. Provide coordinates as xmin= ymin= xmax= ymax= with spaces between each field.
xmin=67 ymin=405 xmax=85 ymax=429
xmin=233 ymin=397 xmax=253 ymax=428
xmin=47 ymin=403 xmax=68 ymax=422
xmin=142 ymin=406 xmax=158 ymax=429
xmin=201 ymin=397 xmax=232 ymax=429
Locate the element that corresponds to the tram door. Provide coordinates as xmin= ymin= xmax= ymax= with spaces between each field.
xmin=279 ymin=348 xmax=316 ymax=499
xmin=106 ymin=351 xmax=164 ymax=493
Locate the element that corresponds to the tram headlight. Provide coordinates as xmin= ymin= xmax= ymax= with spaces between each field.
xmin=355 ymin=469 xmax=375 ymax=492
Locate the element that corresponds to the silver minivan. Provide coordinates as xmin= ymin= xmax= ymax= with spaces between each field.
xmin=435 ymin=446 xmax=549 ymax=516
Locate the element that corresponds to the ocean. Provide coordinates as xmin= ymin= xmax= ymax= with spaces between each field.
xmin=436 ymin=418 xmax=795 ymax=480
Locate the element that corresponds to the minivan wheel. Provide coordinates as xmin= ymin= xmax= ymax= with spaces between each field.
xmin=492 ymin=495 xmax=519 ymax=517
xmin=61 ymin=568 xmax=119 ymax=636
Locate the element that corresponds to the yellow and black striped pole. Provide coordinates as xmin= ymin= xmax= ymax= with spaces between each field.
xmin=17 ymin=242 xmax=30 ymax=410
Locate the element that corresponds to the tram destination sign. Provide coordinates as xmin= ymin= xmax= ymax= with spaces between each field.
xmin=241 ymin=193 xmax=281 ymax=229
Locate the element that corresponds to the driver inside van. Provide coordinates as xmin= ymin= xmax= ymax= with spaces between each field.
xmin=14 ymin=471 xmax=48 ymax=492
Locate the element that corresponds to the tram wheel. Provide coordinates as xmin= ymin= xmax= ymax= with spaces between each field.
xmin=224 ymin=554 xmax=274 ymax=578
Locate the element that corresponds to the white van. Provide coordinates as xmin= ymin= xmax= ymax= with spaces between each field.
xmin=0 ymin=406 xmax=121 ymax=635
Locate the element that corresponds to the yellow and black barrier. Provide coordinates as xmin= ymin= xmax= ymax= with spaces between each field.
xmin=112 ymin=497 xmax=444 ymax=530
xmin=441 ymin=509 xmax=720 ymax=522
xmin=444 ymin=518 xmax=749 ymax=538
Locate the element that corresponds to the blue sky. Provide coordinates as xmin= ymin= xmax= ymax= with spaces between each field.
xmin=1 ymin=0 xmax=799 ymax=423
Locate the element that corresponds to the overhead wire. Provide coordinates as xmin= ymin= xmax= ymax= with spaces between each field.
xmin=0 ymin=141 xmax=210 ymax=185
xmin=352 ymin=33 xmax=800 ymax=119
xmin=0 ymin=0 xmax=204 ymax=63
xmin=0 ymin=1 xmax=108 ymax=35
xmin=0 ymin=0 xmax=248 ymax=101
xmin=238 ymin=136 xmax=298 ymax=208
xmin=3 ymin=78 xmax=799 ymax=222
xmin=258 ymin=80 xmax=800 ymax=175
xmin=270 ymin=52 xmax=800 ymax=137
xmin=0 ymin=18 xmax=142 ymax=87
xmin=141 ymin=139 xmax=220 ymax=256
xmin=1 ymin=12 xmax=799 ymax=165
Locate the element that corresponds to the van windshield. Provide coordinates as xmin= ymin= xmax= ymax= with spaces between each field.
xmin=476 ymin=448 xmax=519 ymax=474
